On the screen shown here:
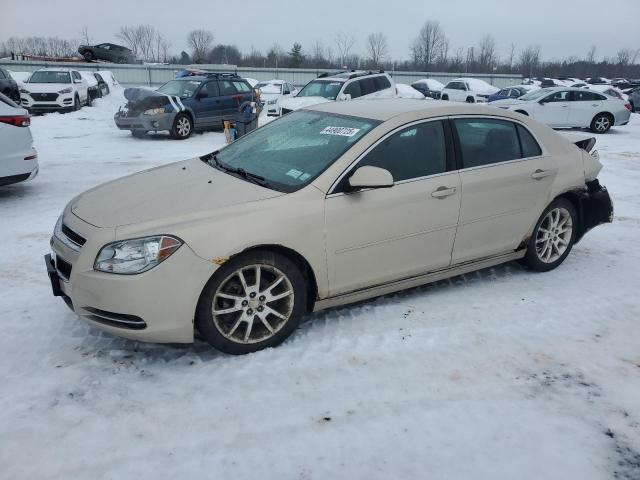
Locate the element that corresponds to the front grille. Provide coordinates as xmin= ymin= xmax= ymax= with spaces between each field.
xmin=31 ymin=93 xmax=58 ymax=101
xmin=83 ymin=307 xmax=147 ymax=330
xmin=61 ymin=224 xmax=86 ymax=247
xmin=56 ymin=256 xmax=72 ymax=280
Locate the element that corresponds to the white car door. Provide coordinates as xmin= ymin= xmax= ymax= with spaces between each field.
xmin=568 ymin=90 xmax=606 ymax=127
xmin=451 ymin=117 xmax=557 ymax=264
xmin=535 ymin=90 xmax=571 ymax=127
xmin=324 ymin=119 xmax=461 ymax=295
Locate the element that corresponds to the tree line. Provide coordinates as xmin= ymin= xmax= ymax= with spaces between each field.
xmin=2 ymin=21 xmax=639 ymax=79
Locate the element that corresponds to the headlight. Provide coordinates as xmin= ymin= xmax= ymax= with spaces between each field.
xmin=58 ymin=87 xmax=73 ymax=94
xmin=143 ymin=107 xmax=166 ymax=115
xmin=94 ymin=235 xmax=182 ymax=274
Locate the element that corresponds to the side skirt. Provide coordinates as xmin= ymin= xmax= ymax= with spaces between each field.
xmin=313 ymin=250 xmax=526 ymax=312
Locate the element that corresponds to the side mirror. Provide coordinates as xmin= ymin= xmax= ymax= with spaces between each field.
xmin=196 ymin=92 xmax=207 ymax=100
xmin=348 ymin=166 xmax=394 ymax=189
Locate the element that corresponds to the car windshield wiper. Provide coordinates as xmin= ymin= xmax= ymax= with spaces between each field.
xmin=208 ymin=153 xmax=272 ymax=189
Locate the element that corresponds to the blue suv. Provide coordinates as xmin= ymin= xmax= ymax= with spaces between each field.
xmin=114 ymin=73 xmax=254 ymax=139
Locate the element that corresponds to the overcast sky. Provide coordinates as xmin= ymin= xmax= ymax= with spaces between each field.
xmin=1 ymin=0 xmax=638 ymax=62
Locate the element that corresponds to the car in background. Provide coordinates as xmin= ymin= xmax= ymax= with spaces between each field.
xmin=279 ymin=71 xmax=395 ymax=115
xmin=0 ymin=67 xmax=20 ymax=102
xmin=440 ymin=78 xmax=499 ymax=103
xmin=488 ymin=86 xmax=529 ymax=103
xmin=114 ymin=73 xmax=254 ymax=139
xmin=46 ymin=99 xmax=612 ymax=354
xmin=0 ymin=93 xmax=38 ymax=187
xmin=410 ymin=78 xmax=444 ymax=99
xmin=20 ymin=68 xmax=90 ymax=112
xmin=255 ymin=80 xmax=297 ymax=116
xmin=587 ymin=77 xmax=611 ymax=85
xmin=78 ymin=43 xmax=135 ymax=64
xmin=628 ymin=88 xmax=639 ymax=112
xmin=396 ymin=84 xmax=427 ymax=99
xmin=492 ymin=87 xmax=632 ymax=133
xmin=93 ymin=72 xmax=110 ymax=97
xmin=80 ymin=71 xmax=101 ymax=102
xmin=585 ymin=84 xmax=628 ymax=101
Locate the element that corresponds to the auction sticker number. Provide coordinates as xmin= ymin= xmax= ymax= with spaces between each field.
xmin=320 ymin=126 xmax=361 ymax=137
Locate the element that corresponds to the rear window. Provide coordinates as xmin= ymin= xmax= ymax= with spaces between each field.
xmin=516 ymin=124 xmax=542 ymax=158
xmin=232 ymin=81 xmax=251 ymax=93
xmin=373 ymin=76 xmax=391 ymax=90
xmin=454 ymin=118 xmax=521 ymax=168
xmin=359 ymin=78 xmax=376 ymax=96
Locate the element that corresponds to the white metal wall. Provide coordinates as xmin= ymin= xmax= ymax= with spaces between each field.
xmin=0 ymin=60 xmax=523 ymax=88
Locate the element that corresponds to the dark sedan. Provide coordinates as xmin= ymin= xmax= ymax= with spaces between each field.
xmin=488 ymin=86 xmax=528 ymax=103
xmin=78 ymin=43 xmax=135 ymax=64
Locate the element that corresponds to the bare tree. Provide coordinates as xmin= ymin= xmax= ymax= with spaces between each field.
xmin=616 ymin=48 xmax=631 ymax=66
xmin=507 ymin=43 xmax=516 ymax=69
xmin=117 ymin=25 xmax=143 ymax=57
xmin=79 ymin=27 xmax=91 ymax=45
xmin=334 ymin=31 xmax=356 ymax=67
xmin=585 ymin=45 xmax=597 ymax=64
xmin=366 ymin=32 xmax=388 ymax=67
xmin=478 ymin=34 xmax=497 ymax=72
xmin=410 ymin=20 xmax=447 ymax=69
xmin=187 ymin=29 xmax=214 ymax=63
xmin=519 ymin=45 xmax=541 ymax=77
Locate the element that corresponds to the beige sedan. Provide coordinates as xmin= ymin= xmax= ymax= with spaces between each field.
xmin=46 ymin=100 xmax=613 ymax=354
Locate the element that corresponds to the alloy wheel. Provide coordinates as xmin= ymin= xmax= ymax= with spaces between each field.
xmin=594 ymin=116 xmax=610 ymax=132
xmin=176 ymin=117 xmax=191 ymax=137
xmin=535 ymin=207 xmax=573 ymax=263
xmin=212 ymin=264 xmax=294 ymax=344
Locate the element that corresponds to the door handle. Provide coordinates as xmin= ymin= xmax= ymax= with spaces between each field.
xmin=531 ymin=169 xmax=552 ymax=180
xmin=431 ymin=186 xmax=457 ymax=199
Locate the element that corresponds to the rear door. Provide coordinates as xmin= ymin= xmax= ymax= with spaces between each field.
xmin=451 ymin=117 xmax=556 ymax=264
xmin=324 ymin=119 xmax=461 ymax=295
xmin=217 ymin=80 xmax=241 ymax=120
xmin=568 ymin=90 xmax=606 ymax=127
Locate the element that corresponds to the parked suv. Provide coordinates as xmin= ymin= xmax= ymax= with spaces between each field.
xmin=20 ymin=68 xmax=90 ymax=112
xmin=78 ymin=43 xmax=135 ymax=64
xmin=279 ymin=71 xmax=396 ymax=115
xmin=114 ymin=73 xmax=254 ymax=139
xmin=0 ymin=67 xmax=20 ymax=102
xmin=440 ymin=78 xmax=499 ymax=103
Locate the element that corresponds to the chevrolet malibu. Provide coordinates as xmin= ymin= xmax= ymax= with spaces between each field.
xmin=46 ymin=100 xmax=613 ymax=354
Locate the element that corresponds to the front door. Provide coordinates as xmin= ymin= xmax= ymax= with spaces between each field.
xmin=325 ymin=120 xmax=461 ymax=295
xmin=536 ymin=90 xmax=571 ymax=127
xmin=192 ymin=81 xmax=221 ymax=128
xmin=451 ymin=117 xmax=556 ymax=264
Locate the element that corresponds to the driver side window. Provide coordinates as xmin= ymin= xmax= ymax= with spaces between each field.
xmin=336 ymin=120 xmax=447 ymax=192
xmin=544 ymin=91 xmax=570 ymax=102
xmin=200 ymin=81 xmax=220 ymax=98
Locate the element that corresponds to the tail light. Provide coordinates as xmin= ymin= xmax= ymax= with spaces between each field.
xmin=0 ymin=115 xmax=31 ymax=127
xmin=624 ymin=103 xmax=632 ymax=111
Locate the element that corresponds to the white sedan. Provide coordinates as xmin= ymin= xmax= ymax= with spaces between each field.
xmin=440 ymin=78 xmax=499 ymax=103
xmin=255 ymin=80 xmax=297 ymax=116
xmin=0 ymin=93 xmax=38 ymax=186
xmin=492 ymin=87 xmax=632 ymax=133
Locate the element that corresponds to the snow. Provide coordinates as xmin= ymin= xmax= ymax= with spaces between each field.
xmin=413 ymin=78 xmax=445 ymax=91
xmin=1 ymin=89 xmax=640 ymax=480
xmin=396 ymin=83 xmax=427 ymax=99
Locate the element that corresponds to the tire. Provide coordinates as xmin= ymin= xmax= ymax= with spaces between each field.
xmin=523 ymin=198 xmax=577 ymax=272
xmin=169 ymin=113 xmax=192 ymax=140
xmin=466 ymin=96 xmax=475 ymax=103
xmin=83 ymin=51 xmax=94 ymax=62
xmin=196 ymin=250 xmax=308 ymax=354
xmin=72 ymin=95 xmax=80 ymax=111
xmin=85 ymin=94 xmax=92 ymax=107
xmin=630 ymin=101 xmax=635 ymax=113
xmin=441 ymin=94 xmax=449 ymax=101
xmin=590 ymin=113 xmax=613 ymax=134
xmin=131 ymin=130 xmax=147 ymax=138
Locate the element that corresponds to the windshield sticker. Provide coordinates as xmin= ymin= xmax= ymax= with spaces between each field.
xmin=320 ymin=126 xmax=361 ymax=137
xmin=286 ymin=169 xmax=304 ymax=179
xmin=299 ymin=173 xmax=311 ymax=181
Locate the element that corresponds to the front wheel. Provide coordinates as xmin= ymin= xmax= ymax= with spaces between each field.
xmin=441 ymin=94 xmax=449 ymax=101
xmin=523 ymin=198 xmax=577 ymax=272
xmin=196 ymin=250 xmax=308 ymax=354
xmin=466 ymin=96 xmax=475 ymax=103
xmin=83 ymin=52 xmax=94 ymax=62
xmin=170 ymin=113 xmax=192 ymax=139
xmin=590 ymin=113 xmax=612 ymax=134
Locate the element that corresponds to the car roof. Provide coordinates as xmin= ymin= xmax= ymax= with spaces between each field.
xmin=306 ymin=98 xmax=529 ymax=122
xmin=34 ymin=68 xmax=73 ymax=72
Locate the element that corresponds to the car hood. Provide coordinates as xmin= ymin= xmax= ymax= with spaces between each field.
xmin=70 ymin=157 xmax=283 ymax=228
xmin=23 ymin=83 xmax=72 ymax=93
xmin=280 ymin=96 xmax=331 ymax=111
xmin=122 ymin=87 xmax=183 ymax=111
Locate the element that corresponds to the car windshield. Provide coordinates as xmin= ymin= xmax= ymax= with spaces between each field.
xmin=519 ymin=88 xmax=553 ymax=101
xmin=157 ymin=80 xmax=202 ymax=98
xmin=210 ymin=110 xmax=379 ymax=193
xmin=28 ymin=71 xmax=71 ymax=84
xmin=296 ymin=80 xmax=344 ymax=100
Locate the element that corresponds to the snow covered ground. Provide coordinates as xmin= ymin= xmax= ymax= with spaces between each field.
xmin=1 ymin=89 xmax=639 ymax=480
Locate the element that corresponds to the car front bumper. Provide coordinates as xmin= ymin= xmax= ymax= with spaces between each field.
xmin=45 ymin=213 xmax=217 ymax=343
xmin=114 ymin=111 xmax=175 ymax=132
xmin=21 ymin=92 xmax=75 ymax=111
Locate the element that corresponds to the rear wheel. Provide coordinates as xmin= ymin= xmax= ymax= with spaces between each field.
xmin=170 ymin=113 xmax=192 ymax=140
xmin=83 ymin=51 xmax=94 ymax=62
xmin=441 ymin=94 xmax=449 ymax=101
xmin=196 ymin=250 xmax=307 ymax=354
xmin=523 ymin=198 xmax=577 ymax=272
xmin=590 ymin=113 xmax=613 ymax=133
